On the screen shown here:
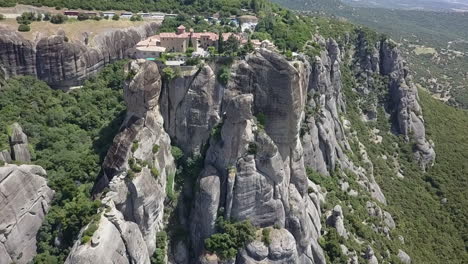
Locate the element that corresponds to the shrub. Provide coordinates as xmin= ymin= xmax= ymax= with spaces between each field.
xmin=151 ymin=231 xmax=167 ymax=264
xmin=210 ymin=122 xmax=223 ymax=141
xmin=256 ymin=113 xmax=266 ymax=130
xmin=127 ymin=170 xmax=135 ymax=179
xmin=218 ymin=67 xmax=230 ymax=85
xmin=131 ymin=141 xmax=139 ymax=152
xmin=162 ymin=67 xmax=176 ymax=80
xmin=166 ymin=173 xmax=175 ymax=201
xmin=18 ymin=24 xmax=31 ymax=32
xmin=81 ymin=221 xmax=99 ymax=244
xmin=0 ymin=14 xmax=5 ymax=21
xmin=185 ymin=47 xmax=195 ymax=56
xmin=129 ymin=158 xmax=142 ymax=173
xmin=112 ymin=14 xmax=120 ymax=21
xmin=16 ymin=12 xmax=36 ymax=24
xmin=171 ymin=146 xmax=184 ymax=161
xmin=247 ymin=142 xmax=257 ymax=155
xmin=77 ymin=13 xmax=89 ymax=21
xmin=185 ymin=57 xmax=200 ymax=66
xmin=205 ymin=218 xmax=256 ymax=260
xmin=50 ymin=14 xmax=67 ymax=24
xmin=152 ymin=144 xmax=160 ymax=154
xmin=130 ymin=15 xmax=143 ymax=22
xmin=262 ymin=228 xmax=271 ymax=245
xmin=151 ymin=167 xmax=159 ymax=179
xmin=93 ymin=16 xmax=102 ymax=21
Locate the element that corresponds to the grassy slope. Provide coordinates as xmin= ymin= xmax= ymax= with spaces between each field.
xmin=372 ymin=90 xmax=468 ymax=263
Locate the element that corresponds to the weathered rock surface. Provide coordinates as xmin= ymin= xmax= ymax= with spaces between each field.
xmin=239 ymin=229 xmax=299 ymax=264
xmin=380 ymin=41 xmax=435 ymax=170
xmin=9 ymin=123 xmax=31 ymax=162
xmin=0 ymin=22 xmax=159 ymax=88
xmin=65 ymin=202 xmax=150 ymax=264
xmin=160 ymin=65 xmax=222 ymax=155
xmin=180 ymin=49 xmax=326 ymax=263
xmin=0 ymin=164 xmax=54 ymax=264
xmin=62 ymin=34 xmax=429 ymax=263
xmin=326 ymin=205 xmax=348 ymax=238
xmin=67 ymin=60 xmax=175 ymax=262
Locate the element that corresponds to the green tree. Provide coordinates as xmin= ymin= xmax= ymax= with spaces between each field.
xmin=50 ymin=14 xmax=67 ymax=24
xmin=217 ymin=67 xmax=230 ymax=85
xmin=223 ymin=35 xmax=240 ymax=55
xmin=18 ymin=24 xmax=31 ymax=32
xmin=112 ymin=14 xmax=120 ymax=21
xmin=77 ymin=13 xmax=89 ymax=21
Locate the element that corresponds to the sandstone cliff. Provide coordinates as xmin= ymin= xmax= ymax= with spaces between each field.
xmin=0 ymin=22 xmax=159 ymax=89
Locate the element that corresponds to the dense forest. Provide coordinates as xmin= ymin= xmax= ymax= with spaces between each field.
xmin=1 ymin=0 xmax=266 ymax=15
xmin=0 ymin=62 xmax=128 ymax=263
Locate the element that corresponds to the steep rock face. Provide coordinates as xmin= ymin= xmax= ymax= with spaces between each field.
xmin=64 ymin=37 xmax=432 ymax=263
xmin=379 ymin=41 xmax=436 ymax=170
xmin=67 ymin=60 xmax=175 ymax=263
xmin=0 ymin=164 xmax=54 ymax=264
xmin=354 ymin=33 xmax=435 ymax=170
xmin=184 ymin=49 xmax=326 ymax=264
xmin=302 ymin=39 xmax=387 ymax=204
xmin=0 ymin=22 xmax=159 ymax=88
xmin=160 ymin=65 xmax=222 ymax=155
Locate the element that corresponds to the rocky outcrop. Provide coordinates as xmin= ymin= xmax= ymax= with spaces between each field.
xmin=67 ymin=60 xmax=175 ymax=262
xmin=178 ymin=49 xmax=326 ymax=264
xmin=9 ymin=123 xmax=31 ymax=163
xmin=65 ymin=202 xmax=150 ymax=264
xmin=379 ymin=41 xmax=435 ymax=170
xmin=302 ymin=38 xmax=387 ymax=204
xmin=0 ymin=164 xmax=54 ymax=264
xmin=63 ymin=35 xmax=428 ymax=263
xmin=160 ymin=65 xmax=222 ymax=155
xmin=354 ymin=32 xmax=435 ymax=170
xmin=0 ymin=22 xmax=159 ymax=88
xmin=239 ymin=228 xmax=299 ymax=263
xmin=326 ymin=205 xmax=348 ymax=238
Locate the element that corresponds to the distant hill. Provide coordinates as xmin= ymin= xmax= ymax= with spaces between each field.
xmin=343 ymin=0 xmax=468 ymax=11
xmin=273 ymin=0 xmax=468 ymax=107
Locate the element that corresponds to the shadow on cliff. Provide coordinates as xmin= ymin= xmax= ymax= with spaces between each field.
xmin=91 ymin=109 xmax=127 ymax=182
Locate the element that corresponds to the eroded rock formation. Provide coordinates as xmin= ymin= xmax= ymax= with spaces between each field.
xmin=0 ymin=164 xmax=54 ymax=264
xmin=0 ymin=22 xmax=159 ymax=88
xmin=66 ymin=60 xmax=175 ymax=263
xmin=64 ymin=34 xmax=433 ymax=263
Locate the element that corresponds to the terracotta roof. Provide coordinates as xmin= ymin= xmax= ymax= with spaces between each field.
xmin=159 ymin=32 xmax=190 ymax=38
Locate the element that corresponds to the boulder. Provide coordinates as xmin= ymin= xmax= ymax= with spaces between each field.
xmin=327 ymin=205 xmax=348 ymax=238
xmin=398 ymin=249 xmax=411 ymax=264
